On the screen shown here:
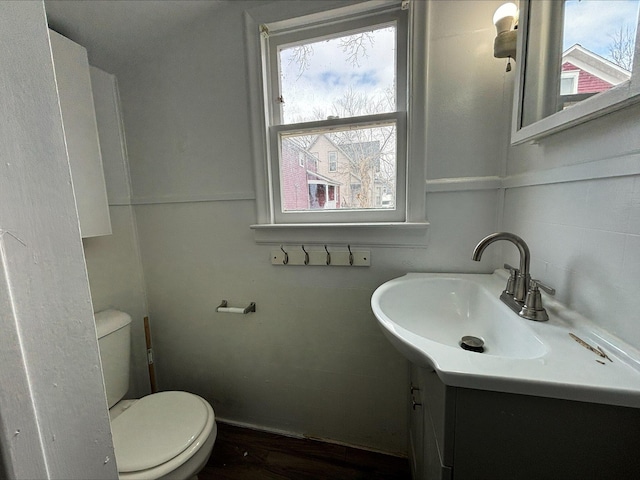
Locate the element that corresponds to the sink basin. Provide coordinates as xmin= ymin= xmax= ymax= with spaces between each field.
xmin=371 ymin=271 xmax=640 ymax=408
xmin=373 ymin=276 xmax=546 ymax=359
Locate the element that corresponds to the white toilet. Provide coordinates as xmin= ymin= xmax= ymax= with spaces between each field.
xmin=95 ymin=309 xmax=217 ymax=480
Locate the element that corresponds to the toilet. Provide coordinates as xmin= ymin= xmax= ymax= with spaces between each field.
xmin=95 ymin=309 xmax=217 ymax=480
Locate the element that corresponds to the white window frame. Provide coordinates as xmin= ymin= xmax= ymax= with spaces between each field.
xmin=245 ymin=0 xmax=429 ymax=245
xmin=560 ymin=70 xmax=579 ymax=95
xmin=328 ymin=151 xmax=338 ymax=172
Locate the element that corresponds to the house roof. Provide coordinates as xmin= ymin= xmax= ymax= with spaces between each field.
xmin=340 ymin=140 xmax=381 ymax=161
xmin=308 ymin=134 xmax=381 ymax=162
xmin=562 ymin=44 xmax=631 ymax=85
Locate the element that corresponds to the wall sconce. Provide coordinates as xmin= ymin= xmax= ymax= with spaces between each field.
xmin=493 ymin=2 xmax=518 ymax=71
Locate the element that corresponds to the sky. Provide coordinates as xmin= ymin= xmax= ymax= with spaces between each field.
xmin=278 ymin=25 xmax=396 ymax=124
xmin=563 ymin=0 xmax=640 ymax=61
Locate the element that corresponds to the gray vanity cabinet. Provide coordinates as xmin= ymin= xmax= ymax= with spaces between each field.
xmin=410 ymin=364 xmax=640 ymax=479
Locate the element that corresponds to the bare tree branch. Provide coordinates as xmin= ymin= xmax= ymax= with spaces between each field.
xmin=339 ymin=32 xmax=375 ymax=67
xmin=608 ymin=24 xmax=635 ymax=71
xmin=288 ymin=44 xmax=314 ymax=78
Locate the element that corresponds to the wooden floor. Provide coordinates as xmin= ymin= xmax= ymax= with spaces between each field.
xmin=199 ymin=423 xmax=411 ymax=480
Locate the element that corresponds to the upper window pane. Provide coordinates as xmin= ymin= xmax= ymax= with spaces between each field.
xmin=278 ymin=25 xmax=397 ymax=124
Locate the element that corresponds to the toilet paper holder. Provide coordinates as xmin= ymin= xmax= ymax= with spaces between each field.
xmin=216 ymin=300 xmax=256 ymax=314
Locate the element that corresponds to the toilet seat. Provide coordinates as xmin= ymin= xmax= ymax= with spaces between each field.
xmin=111 ymin=391 xmax=214 ymax=478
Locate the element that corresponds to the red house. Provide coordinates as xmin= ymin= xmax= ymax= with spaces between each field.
xmin=561 ymin=44 xmax=631 ymax=100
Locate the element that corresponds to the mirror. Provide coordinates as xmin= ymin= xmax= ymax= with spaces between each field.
xmin=512 ymin=0 xmax=640 ymax=144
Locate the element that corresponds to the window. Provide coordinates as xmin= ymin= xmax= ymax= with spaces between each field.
xmin=246 ymin=0 xmax=428 ymax=242
xmin=263 ymin=3 xmax=409 ymax=224
xmin=328 ymin=151 xmax=337 ymax=172
xmin=560 ymin=71 xmax=579 ymax=95
xmin=513 ymin=0 xmax=640 ymax=143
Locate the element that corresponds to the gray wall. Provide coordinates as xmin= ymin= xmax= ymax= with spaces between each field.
xmin=110 ymin=0 xmax=506 ymax=454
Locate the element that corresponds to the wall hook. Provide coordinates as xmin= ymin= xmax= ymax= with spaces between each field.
xmin=348 ymin=244 xmax=354 ymax=266
xmin=324 ymin=245 xmax=331 ymax=265
xmin=280 ymin=245 xmax=288 ymax=265
xmin=301 ymin=245 xmax=309 ymax=265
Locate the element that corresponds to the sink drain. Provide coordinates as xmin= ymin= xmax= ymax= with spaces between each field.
xmin=460 ymin=335 xmax=485 ymax=353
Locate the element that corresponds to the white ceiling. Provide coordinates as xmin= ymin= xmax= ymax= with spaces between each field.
xmin=45 ymin=0 xmax=225 ymax=71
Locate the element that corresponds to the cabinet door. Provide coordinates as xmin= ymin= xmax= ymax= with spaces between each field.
xmin=49 ymin=30 xmax=111 ymax=237
xmin=409 ymin=365 xmax=425 ymax=479
xmin=89 ymin=66 xmax=130 ymax=205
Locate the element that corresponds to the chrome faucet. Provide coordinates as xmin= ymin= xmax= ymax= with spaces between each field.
xmin=472 ymin=232 xmax=555 ymax=321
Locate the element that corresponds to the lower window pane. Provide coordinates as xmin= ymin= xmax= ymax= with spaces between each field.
xmin=280 ymin=124 xmax=396 ymax=212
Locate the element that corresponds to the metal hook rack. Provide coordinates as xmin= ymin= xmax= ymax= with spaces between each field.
xmin=271 ymin=245 xmax=370 ymax=267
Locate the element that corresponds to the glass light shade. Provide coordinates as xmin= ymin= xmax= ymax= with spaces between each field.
xmin=493 ymin=3 xmax=518 ymax=34
xmin=493 ymin=2 xmax=518 ymax=25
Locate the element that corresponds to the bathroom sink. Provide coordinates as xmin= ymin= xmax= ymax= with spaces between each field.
xmin=373 ymin=275 xmax=546 ymax=359
xmin=371 ymin=271 xmax=640 ymax=408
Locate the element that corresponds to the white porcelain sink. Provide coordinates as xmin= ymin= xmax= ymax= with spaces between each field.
xmin=371 ymin=271 xmax=640 ymax=408
xmin=374 ymin=276 xmax=546 ymax=359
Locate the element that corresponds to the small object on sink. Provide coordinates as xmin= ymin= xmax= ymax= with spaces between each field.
xmin=460 ymin=335 xmax=485 ymax=353
xmin=596 ymin=346 xmax=612 ymax=362
xmin=569 ymin=333 xmax=612 ymax=362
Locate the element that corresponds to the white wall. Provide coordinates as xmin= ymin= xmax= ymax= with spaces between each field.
xmin=0 ymin=2 xmax=116 ymax=478
xmin=83 ymin=207 xmax=150 ymax=399
xmin=113 ymin=0 xmax=507 ymax=454
xmin=83 ymin=66 xmax=150 ymax=399
xmin=505 ymin=102 xmax=640 ymax=349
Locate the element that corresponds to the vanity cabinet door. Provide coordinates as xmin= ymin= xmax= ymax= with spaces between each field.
xmin=49 ymin=30 xmax=111 ymax=238
xmin=411 ymin=365 xmax=453 ymax=480
xmin=423 ymin=395 xmax=452 ymax=480
xmin=409 ymin=365 xmax=425 ymax=479
xmin=422 ymin=368 xmax=453 ymax=480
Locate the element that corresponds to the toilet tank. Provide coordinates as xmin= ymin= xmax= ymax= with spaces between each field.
xmin=95 ymin=309 xmax=132 ymax=408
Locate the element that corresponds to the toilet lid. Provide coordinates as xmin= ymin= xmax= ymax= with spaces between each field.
xmin=111 ymin=391 xmax=208 ymax=472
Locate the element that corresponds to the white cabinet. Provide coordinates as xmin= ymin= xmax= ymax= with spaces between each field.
xmin=49 ymin=30 xmax=111 ymax=238
xmin=89 ymin=66 xmax=131 ymax=206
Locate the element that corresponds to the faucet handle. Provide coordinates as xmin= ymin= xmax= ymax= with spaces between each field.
xmin=503 ymin=264 xmax=518 ymax=296
xmin=530 ymin=279 xmax=555 ymax=296
xmin=520 ymin=279 xmax=554 ymax=322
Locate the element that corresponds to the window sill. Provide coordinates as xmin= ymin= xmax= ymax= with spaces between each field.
xmin=250 ymin=221 xmax=429 ymax=247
